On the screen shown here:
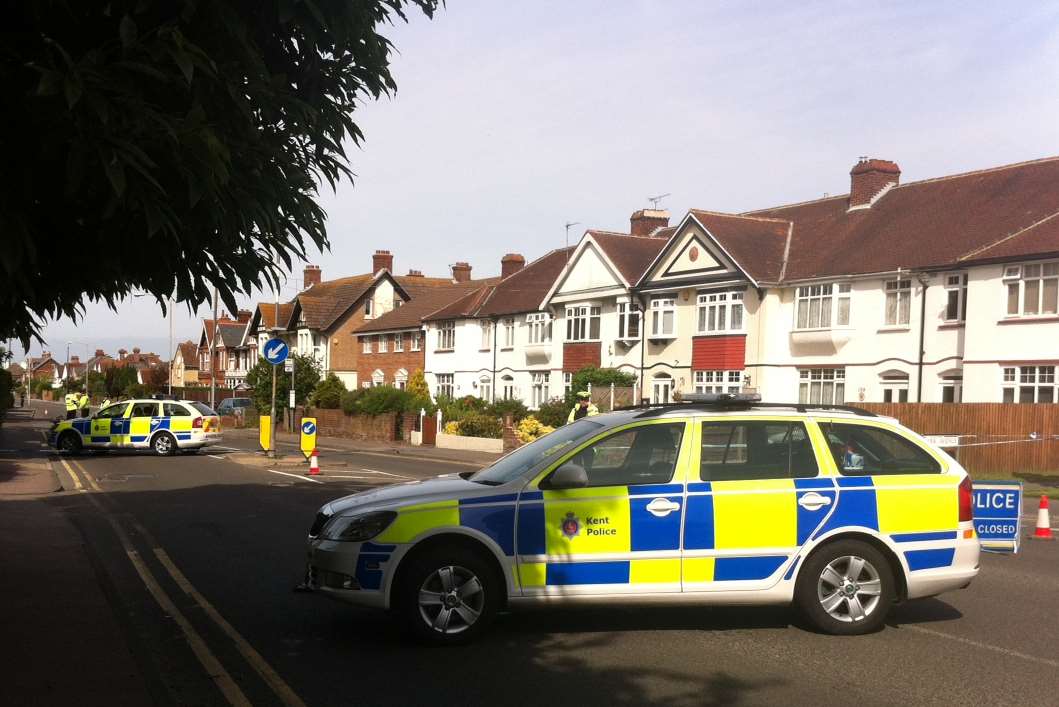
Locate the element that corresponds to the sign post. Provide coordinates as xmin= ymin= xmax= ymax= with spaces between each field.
xmin=300 ymin=417 xmax=317 ymax=461
xmin=972 ymin=481 xmax=1022 ymax=553
xmin=262 ymin=338 xmax=290 ymax=458
xmin=258 ymin=415 xmax=271 ymax=453
xmin=284 ymin=357 xmax=295 ymax=432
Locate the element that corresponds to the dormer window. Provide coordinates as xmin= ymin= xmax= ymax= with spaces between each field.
xmin=795 ymin=283 xmax=851 ymax=330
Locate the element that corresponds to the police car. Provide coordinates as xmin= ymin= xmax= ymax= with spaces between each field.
xmin=304 ymin=394 xmax=978 ymax=643
xmin=51 ymin=398 xmax=222 ymax=456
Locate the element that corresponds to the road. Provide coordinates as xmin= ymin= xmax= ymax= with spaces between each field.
xmin=10 ymin=410 xmax=1059 ymax=706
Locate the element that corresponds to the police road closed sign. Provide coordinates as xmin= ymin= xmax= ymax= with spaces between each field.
xmin=972 ymin=481 xmax=1022 ymax=554
xmin=300 ymin=417 xmax=317 ymax=460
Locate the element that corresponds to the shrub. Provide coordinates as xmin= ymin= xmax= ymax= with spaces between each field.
xmin=443 ymin=420 xmax=461 ymax=435
xmin=516 ymin=416 xmax=555 ymax=444
xmin=438 ymin=394 xmax=487 ymax=423
xmin=123 ymin=383 xmax=146 ymax=398
xmin=340 ymin=388 xmax=366 ymax=415
xmin=567 ymin=366 xmax=638 ymax=406
xmin=456 ymin=412 xmax=503 ymax=439
xmin=407 ymin=369 xmax=430 ymax=399
xmin=352 ymin=385 xmax=412 ymax=416
xmin=487 ymin=397 xmax=528 ymax=422
xmin=534 ymin=398 xmax=570 ymax=428
xmin=311 ymin=374 xmax=347 ymax=409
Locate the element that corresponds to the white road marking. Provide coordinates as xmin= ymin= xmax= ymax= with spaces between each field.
xmin=266 ymin=468 xmax=323 ymax=484
xmin=904 ymin=625 xmax=1059 ymax=669
xmin=59 ymin=458 xmax=83 ymax=491
xmin=358 ymin=468 xmax=411 ymax=478
xmin=208 ymin=455 xmax=226 ymax=460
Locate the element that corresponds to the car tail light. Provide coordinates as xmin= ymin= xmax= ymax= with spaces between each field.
xmin=958 ymin=476 xmax=973 ymax=522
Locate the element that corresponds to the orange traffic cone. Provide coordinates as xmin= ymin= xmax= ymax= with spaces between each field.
xmin=307 ymin=448 xmax=320 ymax=476
xmin=1031 ymin=495 xmax=1054 ymax=541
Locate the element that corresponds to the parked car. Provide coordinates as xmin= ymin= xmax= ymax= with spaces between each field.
xmin=50 ymin=399 xmax=222 ymax=456
xmin=217 ymin=397 xmax=253 ymax=416
xmin=302 ymin=393 xmax=978 ymax=643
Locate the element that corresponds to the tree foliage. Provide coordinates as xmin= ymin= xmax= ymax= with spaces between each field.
xmin=567 ymin=366 xmax=638 ymax=405
xmin=311 ymin=373 xmax=346 ymax=409
xmin=2 ymin=0 xmax=439 ymax=344
xmin=244 ymin=352 xmax=320 ymax=413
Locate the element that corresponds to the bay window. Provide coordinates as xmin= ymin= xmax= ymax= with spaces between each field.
xmin=795 ymin=283 xmax=851 ymax=329
xmin=1005 ymin=262 xmax=1059 ymax=316
xmin=798 ymin=368 xmax=845 ymax=404
xmin=649 ymin=297 xmax=676 ymax=338
xmin=617 ymin=302 xmax=641 ymax=340
xmin=526 ymin=313 xmax=552 ymax=344
xmin=697 ymin=290 xmax=744 ymax=333
xmin=884 ymin=279 xmax=912 ymax=326
xmin=566 ymin=306 xmax=601 ymax=341
xmin=693 ymin=370 xmax=742 ymax=394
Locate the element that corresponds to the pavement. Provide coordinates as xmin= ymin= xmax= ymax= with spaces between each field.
xmin=3 ymin=407 xmax=1059 ymax=706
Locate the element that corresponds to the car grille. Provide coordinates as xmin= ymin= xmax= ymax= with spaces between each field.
xmin=309 ymin=511 xmax=331 ymax=537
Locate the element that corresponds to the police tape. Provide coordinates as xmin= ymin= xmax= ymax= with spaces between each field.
xmin=929 ymin=434 xmax=1059 ymax=449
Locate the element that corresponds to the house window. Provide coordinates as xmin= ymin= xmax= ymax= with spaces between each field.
xmin=411 ymin=332 xmax=421 ymax=352
xmin=941 ymin=375 xmax=963 ymax=403
xmin=501 ymin=375 xmax=516 ymax=400
xmin=394 ymin=333 xmax=404 ymax=352
xmin=880 ymin=372 xmax=909 ymax=402
xmin=436 ymin=373 xmax=454 ymax=398
xmin=531 ymin=373 xmax=549 ymax=408
xmin=697 ymin=291 xmax=744 ymax=333
xmin=795 ymin=283 xmax=851 ymax=329
xmin=649 ymin=297 xmax=677 ymax=338
xmin=565 ymin=306 xmax=601 ymax=342
xmin=437 ymin=322 xmax=455 ymax=350
xmin=944 ymin=273 xmax=968 ymax=322
xmin=478 ymin=376 xmax=492 ymax=401
xmin=1002 ymin=365 xmax=1056 ymax=403
xmin=617 ymin=302 xmax=641 ymax=340
xmin=693 ymin=370 xmax=742 ymax=394
xmin=377 ymin=334 xmax=387 ymax=353
xmin=394 ymin=368 xmax=408 ymax=390
xmin=798 ymin=368 xmax=845 ymax=404
xmin=371 ymin=369 xmax=384 ymax=387
xmin=364 ymin=295 xmax=373 ymax=317
xmin=502 ymin=318 xmax=515 ymax=348
xmin=1005 ymin=262 xmax=1059 ymax=316
xmin=884 ymin=279 xmax=912 ymax=326
xmin=480 ymin=320 xmax=492 ymax=350
xmin=526 ymin=313 xmax=552 ymax=344
xmin=563 ymin=372 xmax=573 ymax=396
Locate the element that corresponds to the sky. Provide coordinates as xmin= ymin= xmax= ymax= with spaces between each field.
xmin=10 ymin=0 xmax=1059 ymax=363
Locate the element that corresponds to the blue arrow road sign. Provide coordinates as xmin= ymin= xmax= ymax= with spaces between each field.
xmin=302 ymin=421 xmax=317 ymax=435
xmin=263 ymin=338 xmax=289 ymax=365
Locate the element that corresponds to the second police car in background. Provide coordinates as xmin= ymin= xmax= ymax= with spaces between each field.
xmin=304 ymin=394 xmax=979 ymax=643
xmin=51 ymin=398 xmax=222 ymax=456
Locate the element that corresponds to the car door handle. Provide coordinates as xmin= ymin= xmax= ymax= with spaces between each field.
xmin=646 ymin=497 xmax=681 ymax=517
xmin=798 ymin=492 xmax=832 ymax=511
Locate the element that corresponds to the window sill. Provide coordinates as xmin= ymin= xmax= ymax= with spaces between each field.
xmin=876 ymin=326 xmax=911 ymax=333
xmin=998 ymin=316 xmax=1059 ymax=325
xmin=565 ymin=340 xmax=602 ymax=344
xmin=647 ymin=334 xmax=678 ymax=341
xmin=434 ymin=349 xmax=454 ymax=354
xmin=792 ymin=326 xmax=854 ymax=333
xmin=478 ymin=348 xmax=491 ymax=353
xmin=501 ymin=347 xmax=514 ymax=352
xmin=937 ymin=322 xmax=965 ymax=330
xmin=694 ymin=331 xmax=747 ymax=337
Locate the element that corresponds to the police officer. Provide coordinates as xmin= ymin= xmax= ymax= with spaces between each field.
xmin=64 ymin=392 xmax=77 ymax=419
xmin=77 ymin=391 xmax=90 ymax=418
xmin=567 ymin=391 xmax=600 ymax=424
xmin=100 ymin=397 xmax=112 ymax=410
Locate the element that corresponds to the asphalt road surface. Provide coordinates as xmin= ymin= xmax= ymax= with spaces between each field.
xmin=20 ymin=413 xmax=1059 ymax=706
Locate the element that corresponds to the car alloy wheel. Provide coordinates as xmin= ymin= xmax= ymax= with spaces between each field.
xmin=153 ymin=433 xmax=175 ymax=456
xmin=417 ymin=565 xmax=486 ymax=635
xmin=816 ymin=554 xmax=883 ymax=623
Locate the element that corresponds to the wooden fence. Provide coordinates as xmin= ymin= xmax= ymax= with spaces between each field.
xmin=856 ymin=403 xmax=1059 ymax=475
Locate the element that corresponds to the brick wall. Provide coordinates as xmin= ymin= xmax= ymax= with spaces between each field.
xmin=327 ymin=305 xmax=369 ymax=374
xmin=563 ymin=342 xmax=602 ymax=373
xmin=356 ymin=330 xmax=425 ymax=388
xmin=691 ymin=335 xmax=746 ymax=370
xmin=296 ymin=408 xmax=397 ymax=442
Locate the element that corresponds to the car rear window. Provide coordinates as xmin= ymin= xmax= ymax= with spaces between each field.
xmin=823 ymin=422 xmax=941 ymax=475
xmin=190 ymin=402 xmax=217 ymax=416
xmin=164 ymin=403 xmax=192 ymax=417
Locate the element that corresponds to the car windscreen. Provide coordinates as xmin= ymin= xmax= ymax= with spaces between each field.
xmin=468 ymin=419 xmax=606 ymax=486
xmin=190 ymin=402 xmax=217 ymax=416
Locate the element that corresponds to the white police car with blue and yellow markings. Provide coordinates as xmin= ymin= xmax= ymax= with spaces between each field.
xmin=305 ymin=396 xmax=979 ymax=643
xmin=51 ymin=398 xmax=222 ymax=456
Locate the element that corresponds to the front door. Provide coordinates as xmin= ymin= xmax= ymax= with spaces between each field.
xmin=516 ymin=420 xmax=691 ymax=596
xmin=683 ymin=417 xmax=830 ymax=591
xmin=89 ymin=402 xmax=130 ymax=448
xmin=651 ymin=377 xmax=673 ymax=404
xmin=126 ymin=401 xmax=161 ymax=448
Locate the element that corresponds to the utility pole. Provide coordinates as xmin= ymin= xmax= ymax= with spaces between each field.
xmin=168 ymin=297 xmax=173 ymax=397
xmin=209 ymin=286 xmax=218 ymax=409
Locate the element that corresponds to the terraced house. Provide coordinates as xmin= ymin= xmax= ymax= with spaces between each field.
xmin=417 ymin=156 xmax=1059 ymax=407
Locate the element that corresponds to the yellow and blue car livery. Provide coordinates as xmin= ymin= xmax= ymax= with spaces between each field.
xmin=305 ymin=407 xmax=978 ymax=633
xmin=50 ymin=399 xmax=222 ymax=454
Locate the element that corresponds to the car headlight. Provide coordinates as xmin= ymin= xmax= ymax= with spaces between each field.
xmin=320 ymin=510 xmax=397 ymax=542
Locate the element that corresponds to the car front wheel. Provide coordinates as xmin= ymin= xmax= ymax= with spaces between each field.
xmin=795 ymin=539 xmax=895 ymax=635
xmin=57 ymin=431 xmax=82 ymax=455
xmin=152 ymin=432 xmax=178 ymax=457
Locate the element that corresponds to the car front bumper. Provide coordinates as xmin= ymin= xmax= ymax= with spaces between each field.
xmin=304 ymin=537 xmax=401 ymax=609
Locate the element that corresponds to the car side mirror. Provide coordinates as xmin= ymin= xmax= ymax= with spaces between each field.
xmin=548 ymin=463 xmax=588 ymax=490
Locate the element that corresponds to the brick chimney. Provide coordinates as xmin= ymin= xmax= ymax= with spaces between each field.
xmin=849 ymin=158 xmax=900 ymax=209
xmin=501 ymin=253 xmax=526 ymax=278
xmin=630 ymin=209 xmax=670 ymax=236
xmin=94 ymin=349 xmax=105 ymax=357
xmin=303 ymin=264 xmax=322 ymax=289
xmin=118 ymin=348 xmax=127 ymax=360
xmin=373 ymin=250 xmax=394 ymax=274
xmin=406 ymin=269 xmax=424 ymax=277
xmin=132 ymin=347 xmax=141 ymax=354
xmin=236 ymin=309 xmax=252 ymax=323
xmin=452 ymin=262 xmax=472 ymax=283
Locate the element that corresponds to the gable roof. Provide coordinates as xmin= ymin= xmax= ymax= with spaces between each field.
xmin=355 ymin=278 xmax=502 ymax=334
xmin=587 ymin=231 xmax=670 ymax=285
xmin=685 ymin=211 xmax=790 ymax=284
xmin=176 ymin=341 xmax=199 ymax=368
xmin=254 ymin=302 xmax=295 ymax=332
xmin=740 ymin=155 xmax=1059 ymax=281
xmin=216 ymin=322 xmax=246 ymax=348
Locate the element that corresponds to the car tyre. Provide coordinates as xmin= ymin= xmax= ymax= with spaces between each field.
xmin=795 ymin=539 xmax=895 ymax=636
xmin=395 ymin=545 xmax=500 ymax=645
xmin=152 ymin=432 xmax=178 ymax=457
xmin=57 ymin=431 xmax=82 ymax=455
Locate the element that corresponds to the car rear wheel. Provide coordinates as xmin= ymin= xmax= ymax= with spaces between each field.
xmin=152 ymin=432 xmax=177 ymax=457
xmin=395 ymin=545 xmax=499 ymax=644
xmin=795 ymin=539 xmax=894 ymax=635
xmin=57 ymin=431 xmax=82 ymax=455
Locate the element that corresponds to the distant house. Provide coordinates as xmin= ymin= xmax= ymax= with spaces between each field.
xmin=171 ymin=341 xmax=200 ymax=387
